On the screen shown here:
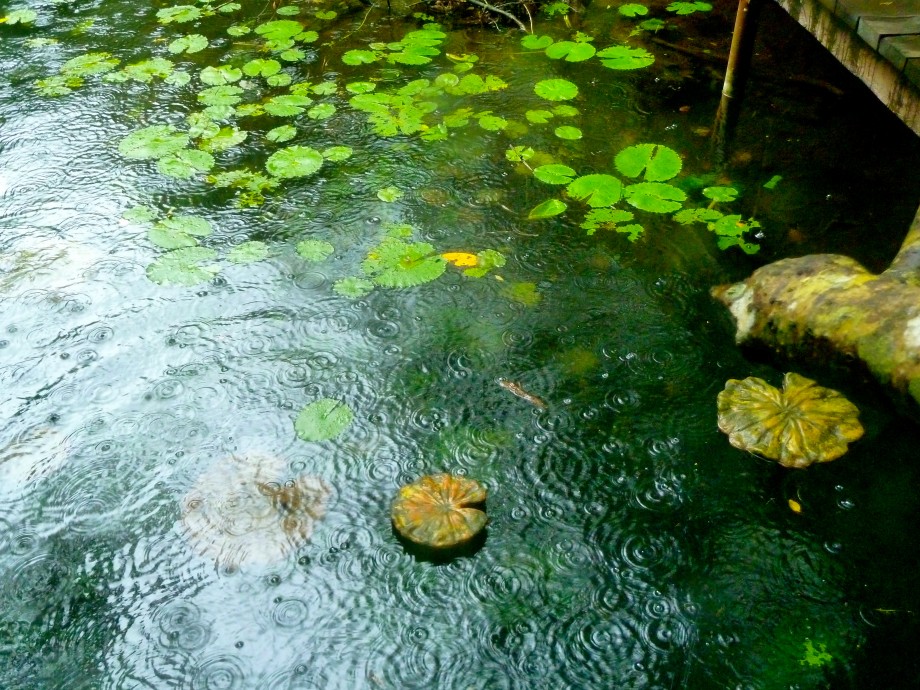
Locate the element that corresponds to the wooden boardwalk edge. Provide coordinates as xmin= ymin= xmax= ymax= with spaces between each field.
xmin=774 ymin=0 xmax=920 ymax=135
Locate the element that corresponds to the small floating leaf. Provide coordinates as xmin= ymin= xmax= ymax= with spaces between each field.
xmin=673 ymin=207 xmax=723 ymax=224
xmin=346 ymin=81 xmax=376 ymax=94
xmin=534 ymin=78 xmax=578 ymax=101
xmin=377 ymin=186 xmax=403 ymax=202
xmin=156 ymin=5 xmax=202 ymax=24
xmin=526 ymin=109 xmax=554 ymax=124
xmin=149 ymin=215 xmax=212 ymax=250
xmin=227 ymin=240 xmax=269 ymax=264
xmin=533 ymin=164 xmax=576 ymax=185
xmin=334 ymin=276 xmax=375 ymax=298
xmin=168 ymin=34 xmax=209 ymax=54
xmin=321 ymin=146 xmax=353 ymax=162
xmin=717 ymin=373 xmax=863 ymax=468
xmin=521 ymin=34 xmax=554 ymax=50
xmin=264 ymin=93 xmax=312 ymax=116
xmin=315 ymin=10 xmax=337 ymax=20
xmin=254 ymin=19 xmax=304 ymax=42
xmin=295 ymin=398 xmax=354 ymax=442
xmin=342 ymin=49 xmax=379 ymax=66
xmin=464 ymin=249 xmax=506 ymax=278
xmin=266 ymin=145 xmax=323 ymax=179
xmin=243 ymin=58 xmax=281 ymax=78
xmin=703 ymin=186 xmax=739 ymax=203
xmin=566 ymin=174 xmax=623 ymax=207
xmin=147 ymin=247 xmax=219 ymax=286
xmin=619 ymin=3 xmax=649 ymax=16
xmin=506 ymin=146 xmax=535 ymax=162
xmin=277 ymin=5 xmax=300 ymax=15
xmin=553 ymin=104 xmax=579 ymax=117
xmin=61 ymin=52 xmax=119 ymax=77
xmin=554 ymin=125 xmax=582 ymax=140
xmin=624 ymin=182 xmax=686 ymax=213
xmin=157 ymin=149 xmax=214 ymax=179
xmin=545 ymin=41 xmax=596 ymax=62
xmin=297 ymin=239 xmax=334 ymax=261
xmin=391 ymin=474 xmax=488 ymax=549
xmin=200 ymin=65 xmax=242 ymax=85
xmin=614 ymin=143 xmax=682 ymax=181
xmin=307 ymin=103 xmax=336 ymax=120
xmin=763 ymin=174 xmax=782 ymax=190
xmin=581 ymin=208 xmax=636 ymax=235
xmin=120 ymin=58 xmax=175 ymax=83
xmin=597 ymin=45 xmax=655 ymax=70
xmin=197 ymin=84 xmax=244 ymax=106
xmin=667 ymin=1 xmax=712 ymax=15
xmin=528 ymin=198 xmax=567 ymax=220
xmin=118 ymin=125 xmax=189 ymax=160
xmin=198 ymin=126 xmax=247 ymax=153
xmin=266 ymin=125 xmax=297 ymax=143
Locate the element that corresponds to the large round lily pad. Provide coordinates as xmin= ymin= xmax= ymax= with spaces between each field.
xmin=391 ymin=474 xmax=487 ymax=548
xmin=717 ymin=373 xmax=864 ymax=468
xmin=181 ymin=454 xmax=332 ymax=568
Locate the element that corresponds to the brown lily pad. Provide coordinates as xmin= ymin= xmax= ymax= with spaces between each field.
xmin=717 ymin=372 xmax=864 ymax=468
xmin=181 ymin=453 xmax=331 ymax=568
xmin=391 ymin=474 xmax=487 ymax=548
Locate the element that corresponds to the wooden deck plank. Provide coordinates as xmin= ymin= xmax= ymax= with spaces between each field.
xmin=775 ymin=0 xmax=920 ymax=134
xmin=858 ymin=16 xmax=920 ymax=50
xmin=834 ymin=0 xmax=919 ymax=29
xmin=880 ymin=34 xmax=920 ymax=71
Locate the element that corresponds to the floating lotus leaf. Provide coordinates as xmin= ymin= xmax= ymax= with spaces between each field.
xmin=534 ymin=78 xmax=578 ymax=101
xmin=717 ymin=373 xmax=864 ymax=468
xmin=362 ymin=237 xmax=446 ymax=288
xmin=391 ymin=474 xmax=487 ymax=548
xmin=181 ymin=453 xmax=331 ymax=568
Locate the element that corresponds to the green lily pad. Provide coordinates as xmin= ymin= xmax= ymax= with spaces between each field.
xmin=166 ymin=70 xmax=192 ymax=87
xmin=614 ymin=143 xmax=682 ymax=181
xmin=478 ymin=114 xmax=508 ymax=131
xmin=156 ymin=149 xmax=215 ymax=179
xmin=362 ymin=238 xmax=446 ymax=288
xmin=118 ymin=125 xmax=189 ymax=160
xmin=702 ymin=186 xmax=739 ymax=203
xmin=528 ymin=198 xmax=567 ymax=220
xmin=266 ymin=125 xmax=297 ymax=143
xmin=566 ymin=174 xmax=623 ymax=207
xmin=156 ymin=5 xmax=202 ymax=24
xmin=580 ymin=208 xmax=636 ymax=235
xmin=307 ymin=103 xmax=336 ymax=120
xmin=346 ymin=81 xmax=377 ymax=94
xmin=277 ymin=5 xmax=301 ymax=15
xmin=200 ymin=65 xmax=242 ymax=85
xmin=123 ymin=205 xmax=159 ymax=224
xmin=673 ymin=208 xmax=723 ymax=225
xmin=521 ymin=34 xmax=554 ymax=50
xmin=3 ymin=9 xmax=38 ymax=24
xmin=533 ymin=164 xmax=576 ymax=185
xmin=147 ymin=247 xmax=219 ymax=286
xmin=534 ymin=78 xmax=578 ymax=101
xmin=597 ymin=45 xmax=655 ymax=70
xmin=197 ymin=84 xmax=244 ymax=106
xmin=503 ymin=281 xmax=541 ymax=305
xmin=526 ymin=109 xmax=554 ymax=124
xmin=553 ymin=104 xmax=580 ymax=117
xmin=198 ymin=126 xmax=247 ymax=153
xmin=667 ymin=1 xmax=712 ymax=15
xmin=334 ymin=276 xmax=375 ymax=298
xmin=266 ymin=145 xmax=324 ymax=178
xmin=168 ymin=34 xmax=209 ymax=54
xmin=264 ymin=94 xmax=312 ymax=116
xmin=555 ymin=125 xmax=582 ymax=140
xmin=295 ymin=398 xmax=354 ymax=442
xmin=243 ymin=58 xmax=281 ymax=78
xmin=619 ymin=3 xmax=649 ymax=16
xmin=149 ymin=215 xmax=213 ymax=250
xmin=506 ymin=146 xmax=535 ymax=162
xmin=120 ymin=58 xmax=174 ymax=83
xmin=342 ymin=49 xmax=379 ymax=66
xmin=377 ymin=186 xmax=403 ymax=202
xmin=254 ymin=19 xmax=304 ymax=42
xmin=61 ymin=52 xmax=120 ymax=77
xmin=296 ymin=239 xmax=334 ymax=261
xmin=545 ymin=41 xmax=597 ymax=62
xmin=322 ymin=146 xmax=353 ymax=162
xmin=312 ymin=81 xmax=337 ymax=95
xmin=623 ymin=182 xmax=687 ymax=213
xmin=227 ymin=240 xmax=269 ymax=263
xmin=315 ymin=10 xmax=337 ymax=20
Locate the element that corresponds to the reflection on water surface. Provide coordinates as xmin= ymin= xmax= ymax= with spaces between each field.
xmin=1 ymin=0 xmax=919 ymax=688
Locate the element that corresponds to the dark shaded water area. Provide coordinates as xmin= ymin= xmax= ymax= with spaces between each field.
xmin=1 ymin=0 xmax=919 ymax=687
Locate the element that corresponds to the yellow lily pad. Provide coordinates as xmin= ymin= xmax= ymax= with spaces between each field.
xmin=716 ymin=373 xmax=864 ymax=468
xmin=441 ymin=251 xmax=479 ymax=267
xmin=391 ymin=474 xmax=487 ymax=548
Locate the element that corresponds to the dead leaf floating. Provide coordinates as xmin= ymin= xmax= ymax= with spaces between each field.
xmin=181 ymin=453 xmax=331 ymax=568
xmin=717 ymin=372 xmax=864 ymax=468
xmin=391 ymin=474 xmax=487 ymax=548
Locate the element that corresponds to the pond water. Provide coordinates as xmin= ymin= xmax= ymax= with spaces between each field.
xmin=1 ymin=0 xmax=919 ymax=688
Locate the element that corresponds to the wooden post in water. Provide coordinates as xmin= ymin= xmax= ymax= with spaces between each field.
xmin=712 ymin=0 xmax=762 ymax=166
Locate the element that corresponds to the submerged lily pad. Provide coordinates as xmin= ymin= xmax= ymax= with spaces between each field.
xmin=362 ymin=238 xmax=446 ymax=288
xmin=181 ymin=453 xmax=331 ymax=568
xmin=296 ymin=239 xmax=334 ymax=261
xmin=266 ymin=145 xmax=323 ymax=179
xmin=716 ymin=373 xmax=864 ymax=468
xmin=146 ymin=247 xmax=219 ymax=286
xmin=295 ymin=398 xmax=354 ymax=441
xmin=391 ymin=474 xmax=488 ymax=548
xmin=333 ymin=276 xmax=375 ymax=298
xmin=118 ymin=125 xmax=189 ymax=160
xmin=227 ymin=240 xmax=269 ymax=263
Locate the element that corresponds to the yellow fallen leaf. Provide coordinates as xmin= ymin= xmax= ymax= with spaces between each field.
xmin=788 ymin=498 xmax=802 ymax=513
xmin=441 ymin=252 xmax=478 ymax=267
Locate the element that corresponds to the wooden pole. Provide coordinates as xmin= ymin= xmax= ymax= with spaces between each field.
xmin=712 ymin=0 xmax=762 ymax=166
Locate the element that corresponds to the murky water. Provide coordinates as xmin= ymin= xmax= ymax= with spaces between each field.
xmin=1 ymin=1 xmax=919 ymax=688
